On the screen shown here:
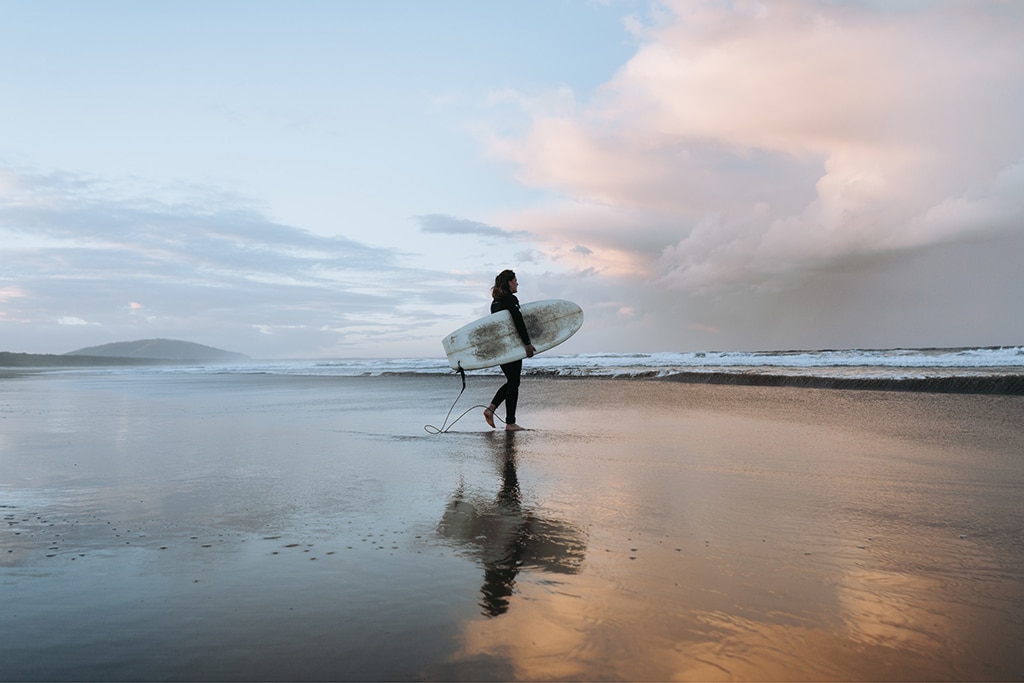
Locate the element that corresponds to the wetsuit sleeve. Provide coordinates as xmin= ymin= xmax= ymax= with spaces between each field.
xmin=492 ymin=294 xmax=531 ymax=346
xmin=508 ymin=304 xmax=531 ymax=346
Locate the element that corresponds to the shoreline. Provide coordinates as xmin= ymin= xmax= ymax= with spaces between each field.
xmin=5 ymin=363 xmax=1023 ymax=396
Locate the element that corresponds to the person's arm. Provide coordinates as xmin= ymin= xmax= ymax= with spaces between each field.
xmin=507 ymin=304 xmax=536 ymax=357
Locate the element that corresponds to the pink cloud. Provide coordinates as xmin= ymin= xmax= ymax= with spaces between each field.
xmin=491 ymin=0 xmax=1024 ymax=292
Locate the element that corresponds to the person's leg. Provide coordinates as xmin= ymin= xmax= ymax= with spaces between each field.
xmin=501 ymin=360 xmax=522 ymax=428
xmin=485 ymin=383 xmax=507 ymax=428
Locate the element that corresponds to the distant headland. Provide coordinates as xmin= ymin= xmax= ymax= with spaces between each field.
xmin=0 ymin=339 xmax=251 ymax=367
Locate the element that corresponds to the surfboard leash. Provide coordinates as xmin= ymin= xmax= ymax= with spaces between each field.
xmin=423 ymin=363 xmax=505 ymax=434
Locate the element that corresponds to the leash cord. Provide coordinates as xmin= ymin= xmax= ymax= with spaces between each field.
xmin=423 ymin=364 xmax=505 ymax=434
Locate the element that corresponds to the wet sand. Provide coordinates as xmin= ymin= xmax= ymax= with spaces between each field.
xmin=2 ymin=371 xmax=1023 ymax=681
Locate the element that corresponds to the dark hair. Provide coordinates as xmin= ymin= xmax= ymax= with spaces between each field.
xmin=491 ymin=269 xmax=516 ymax=299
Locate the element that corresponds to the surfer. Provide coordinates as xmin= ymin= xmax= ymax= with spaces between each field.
xmin=484 ymin=270 xmax=536 ymax=431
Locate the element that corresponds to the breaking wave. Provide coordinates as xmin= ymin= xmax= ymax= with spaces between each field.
xmin=54 ymin=346 xmax=1023 ymax=395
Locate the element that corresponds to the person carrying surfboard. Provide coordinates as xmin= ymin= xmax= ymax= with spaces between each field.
xmin=484 ymin=270 xmax=535 ymax=431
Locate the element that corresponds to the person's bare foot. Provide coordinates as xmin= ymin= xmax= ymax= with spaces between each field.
xmin=483 ymin=405 xmax=496 ymax=428
xmin=505 ymin=423 xmax=525 ymax=431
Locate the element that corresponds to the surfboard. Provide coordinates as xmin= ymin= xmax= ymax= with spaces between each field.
xmin=442 ymin=299 xmax=584 ymax=371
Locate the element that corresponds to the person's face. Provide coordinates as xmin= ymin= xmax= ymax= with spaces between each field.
xmin=509 ymin=277 xmax=518 ymax=293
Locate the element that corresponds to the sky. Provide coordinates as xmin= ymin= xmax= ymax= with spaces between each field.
xmin=2 ymin=0 xmax=1022 ymax=359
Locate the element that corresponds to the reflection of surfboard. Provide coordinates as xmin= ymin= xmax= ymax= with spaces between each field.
xmin=442 ymin=299 xmax=584 ymax=370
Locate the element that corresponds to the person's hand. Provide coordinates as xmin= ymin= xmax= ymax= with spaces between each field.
xmin=525 ymin=344 xmax=536 ymax=358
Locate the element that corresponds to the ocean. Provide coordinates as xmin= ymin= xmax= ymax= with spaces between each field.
xmin=30 ymin=345 xmax=1024 ymax=394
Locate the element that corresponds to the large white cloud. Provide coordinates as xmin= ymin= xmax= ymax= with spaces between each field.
xmin=491 ymin=0 xmax=1024 ymax=293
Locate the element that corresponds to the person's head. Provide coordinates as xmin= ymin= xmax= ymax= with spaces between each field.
xmin=492 ymin=269 xmax=518 ymax=299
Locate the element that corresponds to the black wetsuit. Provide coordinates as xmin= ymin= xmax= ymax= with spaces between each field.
xmin=490 ymin=293 xmax=531 ymax=425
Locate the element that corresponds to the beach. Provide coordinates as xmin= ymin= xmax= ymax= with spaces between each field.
xmin=2 ymin=370 xmax=1023 ymax=681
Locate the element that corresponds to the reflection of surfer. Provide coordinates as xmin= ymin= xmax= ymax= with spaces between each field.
xmin=484 ymin=270 xmax=536 ymax=432
xmin=480 ymin=435 xmax=524 ymax=616
xmin=438 ymin=433 xmax=586 ymax=618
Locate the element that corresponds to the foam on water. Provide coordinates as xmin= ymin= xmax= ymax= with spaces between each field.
xmin=38 ymin=346 xmax=1023 ymax=388
xmin=302 ymin=345 xmax=1019 ymax=377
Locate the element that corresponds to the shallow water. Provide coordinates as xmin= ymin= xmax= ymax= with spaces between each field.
xmin=2 ymin=373 xmax=1023 ymax=680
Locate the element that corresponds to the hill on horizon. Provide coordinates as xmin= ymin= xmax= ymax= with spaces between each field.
xmin=66 ymin=338 xmax=251 ymax=362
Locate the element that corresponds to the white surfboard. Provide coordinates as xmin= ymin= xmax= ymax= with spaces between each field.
xmin=442 ymin=299 xmax=584 ymax=370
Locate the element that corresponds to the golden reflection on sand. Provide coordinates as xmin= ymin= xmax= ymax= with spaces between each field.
xmin=445 ymin=568 xmax=974 ymax=681
xmin=837 ymin=568 xmax=952 ymax=650
xmin=436 ymin=399 xmax=1018 ymax=681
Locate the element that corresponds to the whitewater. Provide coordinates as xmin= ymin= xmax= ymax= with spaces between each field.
xmin=51 ymin=346 xmax=1024 ymax=394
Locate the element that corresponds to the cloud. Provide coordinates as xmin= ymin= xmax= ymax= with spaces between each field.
xmin=0 ymin=286 xmax=27 ymax=302
xmin=414 ymin=213 xmax=528 ymax=240
xmin=58 ymin=316 xmax=93 ymax=326
xmin=3 ymin=175 xmax=388 ymax=276
xmin=488 ymin=0 xmax=1024 ymax=293
xmin=0 ymin=168 xmax=476 ymax=355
